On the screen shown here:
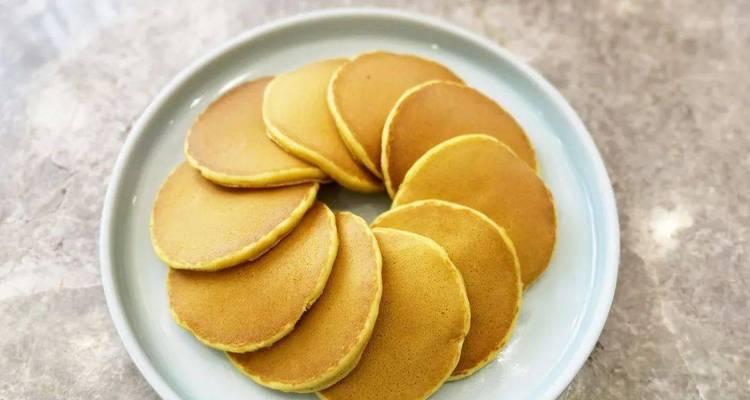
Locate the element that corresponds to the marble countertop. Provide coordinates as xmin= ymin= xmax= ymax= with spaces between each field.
xmin=1 ymin=1 xmax=747 ymax=399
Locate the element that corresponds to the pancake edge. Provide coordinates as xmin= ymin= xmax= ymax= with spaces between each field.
xmin=328 ymin=51 xmax=463 ymax=180
xmin=149 ymin=165 xmax=319 ymax=271
xmin=521 ymin=183 xmax=558 ymax=289
xmin=372 ymin=199 xmax=523 ymax=379
xmin=263 ymin=70 xmax=384 ymax=193
xmin=392 ymin=134 xmax=557 ymax=286
xmin=391 ymin=134 xmax=510 ymax=207
xmin=327 ymin=57 xmax=383 ymax=178
xmin=380 ymin=80 xmax=442 ymax=198
xmin=167 ymin=203 xmax=339 ymax=353
xmin=184 ymin=133 xmax=328 ymax=187
xmin=381 ymin=81 xmax=539 ymax=197
xmin=318 ymin=228 xmax=471 ymax=400
xmin=228 ymin=212 xmax=383 ymax=392
xmin=182 ymin=77 xmax=329 ymax=188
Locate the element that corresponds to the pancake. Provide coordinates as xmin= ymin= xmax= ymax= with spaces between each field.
xmin=167 ymin=202 xmax=338 ymax=353
xmin=319 ymin=228 xmax=470 ymax=400
xmin=228 ymin=212 xmax=382 ymax=392
xmin=150 ymin=162 xmax=318 ymax=271
xmin=372 ymin=200 xmax=522 ymax=379
xmin=382 ymin=80 xmax=537 ymax=196
xmin=184 ymin=77 xmax=327 ymax=187
xmin=264 ymin=59 xmax=382 ymax=193
xmin=328 ymin=51 xmax=462 ymax=177
xmin=393 ymin=134 xmax=556 ymax=286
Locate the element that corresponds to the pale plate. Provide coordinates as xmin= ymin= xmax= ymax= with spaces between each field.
xmin=100 ymin=8 xmax=619 ymax=400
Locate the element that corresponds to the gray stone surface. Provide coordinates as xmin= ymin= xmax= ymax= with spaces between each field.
xmin=0 ymin=0 xmax=747 ymax=399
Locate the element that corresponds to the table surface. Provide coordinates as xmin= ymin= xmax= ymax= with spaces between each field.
xmin=1 ymin=1 xmax=748 ymax=399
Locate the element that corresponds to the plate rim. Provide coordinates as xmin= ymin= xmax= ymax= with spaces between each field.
xmin=99 ymin=7 xmax=620 ymax=400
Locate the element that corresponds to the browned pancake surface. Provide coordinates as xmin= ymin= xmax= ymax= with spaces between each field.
xmin=319 ymin=228 xmax=470 ymax=400
xmin=228 ymin=212 xmax=382 ymax=392
xmin=168 ymin=202 xmax=338 ymax=352
xmin=383 ymin=81 xmax=536 ymax=196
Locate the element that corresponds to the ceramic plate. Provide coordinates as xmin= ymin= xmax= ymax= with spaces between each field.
xmin=100 ymin=9 xmax=619 ymax=400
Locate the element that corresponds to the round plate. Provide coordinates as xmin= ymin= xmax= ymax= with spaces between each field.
xmin=100 ymin=9 xmax=619 ymax=400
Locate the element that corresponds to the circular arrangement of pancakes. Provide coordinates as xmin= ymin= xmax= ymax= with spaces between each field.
xmin=149 ymin=51 xmax=559 ymax=399
xmin=167 ymin=202 xmax=338 ymax=353
xmin=184 ymin=77 xmax=327 ymax=187
xmin=373 ymin=199 xmax=522 ymax=379
xmin=228 ymin=212 xmax=382 ymax=392
xmin=319 ymin=228 xmax=470 ymax=400
xmin=150 ymin=162 xmax=318 ymax=271
xmin=393 ymin=134 xmax=556 ymax=287
xmin=328 ymin=51 xmax=461 ymax=177
xmin=381 ymin=80 xmax=537 ymax=196
xmin=264 ymin=59 xmax=382 ymax=193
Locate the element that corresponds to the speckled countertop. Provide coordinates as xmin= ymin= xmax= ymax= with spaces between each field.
xmin=1 ymin=1 xmax=748 ymax=399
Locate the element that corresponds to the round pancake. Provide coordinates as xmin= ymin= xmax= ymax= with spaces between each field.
xmin=167 ymin=202 xmax=338 ymax=353
xmin=184 ymin=77 xmax=327 ymax=187
xmin=319 ymin=228 xmax=470 ymax=400
xmin=372 ymin=200 xmax=522 ymax=379
xmin=382 ymin=80 xmax=537 ymax=196
xmin=228 ymin=212 xmax=382 ymax=392
xmin=150 ymin=162 xmax=318 ymax=271
xmin=264 ymin=59 xmax=382 ymax=193
xmin=393 ymin=134 xmax=556 ymax=287
xmin=328 ymin=51 xmax=462 ymax=177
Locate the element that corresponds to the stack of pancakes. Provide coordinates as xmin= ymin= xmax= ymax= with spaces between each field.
xmin=150 ymin=51 xmax=556 ymax=399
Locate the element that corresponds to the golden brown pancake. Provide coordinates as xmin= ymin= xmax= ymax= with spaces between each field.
xmin=228 ymin=212 xmax=382 ymax=392
xmin=328 ymin=51 xmax=461 ymax=177
xmin=264 ymin=59 xmax=382 ymax=193
xmin=150 ymin=162 xmax=318 ymax=271
xmin=184 ymin=77 xmax=327 ymax=187
xmin=319 ymin=228 xmax=470 ymax=400
xmin=167 ymin=202 xmax=338 ymax=353
xmin=372 ymin=200 xmax=522 ymax=379
xmin=393 ymin=134 xmax=556 ymax=286
xmin=382 ymin=80 xmax=537 ymax=196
